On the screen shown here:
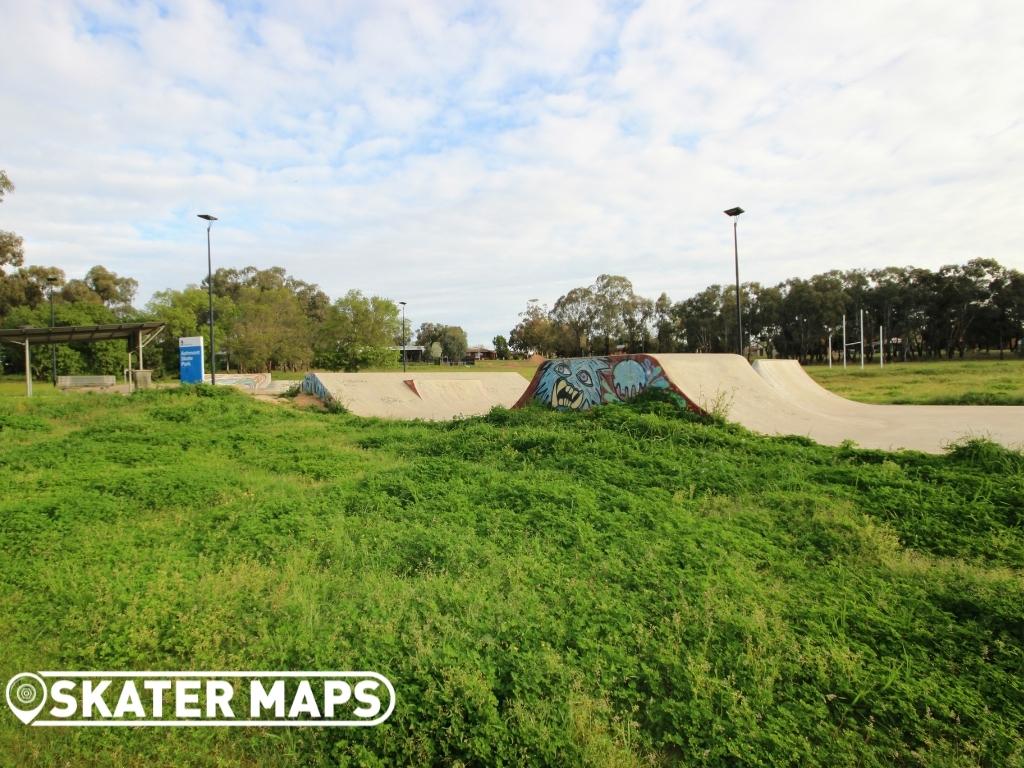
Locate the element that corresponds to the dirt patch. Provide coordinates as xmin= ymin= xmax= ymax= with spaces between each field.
xmin=289 ymin=392 xmax=328 ymax=410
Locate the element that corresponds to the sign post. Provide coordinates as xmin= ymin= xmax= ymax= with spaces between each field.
xmin=179 ymin=336 xmax=205 ymax=384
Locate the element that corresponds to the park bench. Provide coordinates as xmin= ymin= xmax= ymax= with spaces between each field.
xmin=56 ymin=375 xmax=117 ymax=389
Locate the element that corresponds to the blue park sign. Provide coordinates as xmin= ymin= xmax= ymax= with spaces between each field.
xmin=179 ymin=336 xmax=205 ymax=384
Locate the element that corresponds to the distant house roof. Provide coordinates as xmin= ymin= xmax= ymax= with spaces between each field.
xmin=466 ymin=345 xmax=494 ymax=353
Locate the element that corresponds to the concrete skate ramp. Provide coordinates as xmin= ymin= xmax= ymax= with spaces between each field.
xmin=752 ymin=359 xmax=870 ymax=411
xmin=204 ymin=372 xmax=272 ymax=391
xmin=302 ymin=371 xmax=528 ymax=420
xmin=516 ymin=354 xmax=1024 ymax=453
xmin=653 ymin=354 xmax=897 ymax=448
xmin=751 ymin=359 xmax=1024 ymax=452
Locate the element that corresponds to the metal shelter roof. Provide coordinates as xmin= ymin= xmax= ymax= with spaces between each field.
xmin=0 ymin=321 xmax=165 ymax=345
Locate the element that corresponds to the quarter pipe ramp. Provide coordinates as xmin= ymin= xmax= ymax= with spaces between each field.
xmin=516 ymin=354 xmax=1024 ymax=453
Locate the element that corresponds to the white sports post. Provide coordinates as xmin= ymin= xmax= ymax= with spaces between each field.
xmin=859 ymin=309 xmax=864 ymax=370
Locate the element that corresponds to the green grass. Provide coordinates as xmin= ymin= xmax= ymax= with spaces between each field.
xmin=807 ymin=358 xmax=1024 ymax=405
xmin=0 ymin=377 xmax=67 ymax=398
xmin=1 ymin=387 xmax=1022 ymax=766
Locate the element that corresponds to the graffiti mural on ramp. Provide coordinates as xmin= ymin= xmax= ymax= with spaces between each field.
xmin=514 ymin=354 xmax=702 ymax=413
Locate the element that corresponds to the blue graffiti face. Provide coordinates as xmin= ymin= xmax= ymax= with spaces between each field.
xmin=611 ymin=359 xmax=647 ymax=399
xmin=534 ymin=358 xmax=610 ymax=410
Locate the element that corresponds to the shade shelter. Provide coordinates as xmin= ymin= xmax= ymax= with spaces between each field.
xmin=0 ymin=321 xmax=165 ymax=396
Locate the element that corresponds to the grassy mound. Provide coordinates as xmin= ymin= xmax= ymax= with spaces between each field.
xmin=1 ymin=389 xmax=1022 ymax=766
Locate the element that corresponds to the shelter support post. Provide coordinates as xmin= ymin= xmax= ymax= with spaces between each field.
xmin=24 ymin=340 xmax=32 ymax=397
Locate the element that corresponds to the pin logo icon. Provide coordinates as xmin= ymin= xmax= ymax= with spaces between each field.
xmin=5 ymin=673 xmax=47 ymax=725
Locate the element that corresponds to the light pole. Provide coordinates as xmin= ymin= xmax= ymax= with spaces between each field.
xmin=399 ymin=301 xmax=407 ymax=372
xmin=197 ymin=214 xmax=218 ymax=384
xmin=47 ymin=275 xmax=58 ymax=386
xmin=724 ymin=207 xmax=744 ymax=356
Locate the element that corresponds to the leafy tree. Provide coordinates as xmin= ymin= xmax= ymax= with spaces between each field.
xmin=492 ymin=334 xmax=510 ymax=360
xmin=989 ymin=268 xmax=1024 ymax=358
xmin=653 ymin=292 xmax=677 ymax=352
xmin=1 ymin=266 xmax=63 ymax=316
xmin=415 ymin=322 xmax=468 ymax=362
xmin=84 ymin=265 xmax=138 ymax=311
xmin=440 ymin=325 xmax=468 ymax=362
xmin=0 ymin=170 xmax=24 ymax=273
xmin=590 ymin=274 xmax=633 ymax=353
xmin=232 ymin=286 xmax=313 ymax=371
xmin=747 ymin=283 xmax=783 ymax=358
xmin=677 ymin=285 xmax=727 ymax=352
xmin=551 ymin=286 xmax=594 ymax=355
xmin=415 ymin=322 xmax=446 ymax=359
xmin=621 ymin=293 xmax=654 ymax=353
xmin=509 ymin=300 xmax=555 ymax=356
xmin=316 ymin=290 xmax=399 ymax=371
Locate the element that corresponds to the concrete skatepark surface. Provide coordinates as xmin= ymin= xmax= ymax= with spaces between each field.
xmin=302 ymin=371 xmax=527 ymax=420
xmin=751 ymin=358 xmax=1024 ymax=452
xmin=299 ymin=357 xmax=1024 ymax=453
xmin=516 ymin=354 xmax=1024 ymax=453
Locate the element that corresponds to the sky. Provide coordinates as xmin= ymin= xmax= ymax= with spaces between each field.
xmin=1 ymin=0 xmax=1022 ymax=344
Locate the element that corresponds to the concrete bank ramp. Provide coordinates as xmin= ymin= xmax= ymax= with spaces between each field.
xmin=515 ymin=353 xmax=1024 ymax=453
xmin=302 ymin=372 xmax=528 ymax=420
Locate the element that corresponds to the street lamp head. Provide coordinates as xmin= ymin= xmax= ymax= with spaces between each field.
xmin=399 ymin=301 xmax=407 ymax=306
xmin=724 ymin=207 xmax=744 ymax=217
xmin=197 ymin=214 xmax=218 ymax=221
xmin=46 ymin=275 xmax=59 ymax=285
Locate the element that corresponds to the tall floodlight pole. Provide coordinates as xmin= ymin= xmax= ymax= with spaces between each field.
xmin=197 ymin=214 xmax=218 ymax=385
xmin=47 ymin=275 xmax=58 ymax=386
xmin=724 ymin=207 xmax=745 ymax=356
xmin=399 ymin=301 xmax=407 ymax=373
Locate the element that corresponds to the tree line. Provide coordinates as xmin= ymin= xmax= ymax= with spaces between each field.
xmin=508 ymin=262 xmax=1024 ymax=362
xmin=2 ymin=171 xmax=474 ymax=377
xmin=0 ymin=258 xmax=411 ymax=377
xmin=4 ymin=168 xmax=1023 ymax=375
xmin=146 ymin=266 xmax=404 ymax=375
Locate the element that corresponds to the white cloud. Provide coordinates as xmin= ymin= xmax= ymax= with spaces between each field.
xmin=0 ymin=0 xmax=1021 ymax=344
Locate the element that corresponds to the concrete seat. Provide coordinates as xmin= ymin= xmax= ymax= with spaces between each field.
xmin=56 ymin=375 xmax=117 ymax=389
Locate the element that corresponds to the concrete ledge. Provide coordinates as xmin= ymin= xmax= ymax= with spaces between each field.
xmin=57 ymin=375 xmax=117 ymax=389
